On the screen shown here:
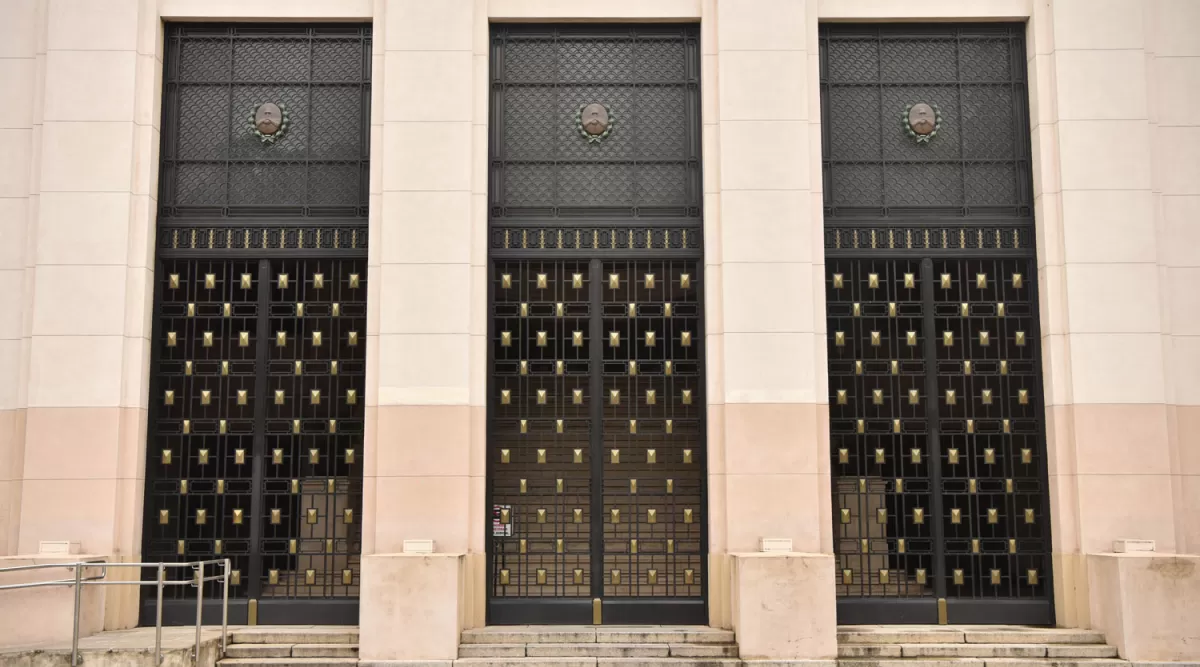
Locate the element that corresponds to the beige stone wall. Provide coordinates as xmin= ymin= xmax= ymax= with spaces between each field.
xmin=1148 ymin=0 xmax=1200 ymax=557
xmin=0 ymin=0 xmax=39 ymax=558
xmin=0 ymin=0 xmax=1194 ymax=649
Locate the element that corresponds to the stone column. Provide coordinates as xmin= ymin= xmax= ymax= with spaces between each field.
xmin=1148 ymin=0 xmax=1200 ymax=560
xmin=360 ymin=0 xmax=481 ymax=661
xmin=0 ymin=0 xmax=40 ymax=557
xmin=9 ymin=0 xmax=160 ymax=632
xmin=1030 ymin=0 xmax=1199 ymax=655
xmin=710 ymin=0 xmax=835 ymax=659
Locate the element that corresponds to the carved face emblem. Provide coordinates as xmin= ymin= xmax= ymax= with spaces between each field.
xmin=582 ymin=103 xmax=609 ymax=136
xmin=254 ymin=103 xmax=283 ymax=136
xmin=908 ymin=103 xmax=936 ymax=136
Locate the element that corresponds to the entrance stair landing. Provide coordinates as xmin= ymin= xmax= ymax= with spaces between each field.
xmin=457 ymin=625 xmax=739 ymax=667
xmin=838 ymin=625 xmax=1127 ymax=667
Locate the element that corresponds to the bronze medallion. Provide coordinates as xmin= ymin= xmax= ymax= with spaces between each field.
xmin=576 ymin=103 xmax=616 ymax=143
xmin=248 ymin=102 xmax=290 ymax=144
xmin=902 ymin=102 xmax=941 ymax=144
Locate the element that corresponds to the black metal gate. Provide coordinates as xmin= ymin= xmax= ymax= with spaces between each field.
xmin=486 ymin=25 xmax=706 ymax=625
xmin=141 ymin=24 xmax=371 ymax=626
xmin=820 ymin=24 xmax=1052 ymax=624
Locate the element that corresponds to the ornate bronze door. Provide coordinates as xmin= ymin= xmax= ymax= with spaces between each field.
xmin=142 ymin=24 xmax=371 ymax=625
xmin=486 ymin=26 xmax=705 ymax=624
xmin=821 ymin=25 xmax=1052 ymax=624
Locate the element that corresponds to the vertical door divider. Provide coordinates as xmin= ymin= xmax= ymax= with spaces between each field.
xmin=920 ymin=258 xmax=949 ymax=606
xmin=588 ymin=259 xmax=605 ymax=606
xmin=247 ymin=258 xmax=272 ymax=603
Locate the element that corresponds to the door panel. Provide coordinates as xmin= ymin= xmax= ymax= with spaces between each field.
xmin=143 ymin=259 xmax=367 ymax=625
xmin=490 ymin=260 xmax=595 ymax=601
xmin=487 ymin=260 xmax=706 ymax=624
xmin=827 ymin=258 xmax=1051 ymax=625
xmin=600 ymin=261 xmax=704 ymax=602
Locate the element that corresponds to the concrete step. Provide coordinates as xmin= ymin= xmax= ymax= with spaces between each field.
xmin=839 ymin=644 xmax=1120 ymax=659
xmin=229 ymin=629 xmax=358 ymax=645
xmin=225 ymin=644 xmax=293 ymax=659
xmin=837 ymin=659 xmax=1127 ymax=667
xmin=459 ymin=643 xmax=739 ymax=659
xmin=217 ymin=659 xmax=357 ymax=667
xmin=461 ymin=627 xmax=735 ymax=645
xmin=455 ymin=659 xmax=741 ymax=667
xmin=224 ymin=643 xmax=359 ymax=659
xmin=292 ymin=644 xmax=359 ymax=658
xmin=839 ymin=644 xmax=1118 ymax=659
xmin=837 ymin=628 xmax=1107 ymax=646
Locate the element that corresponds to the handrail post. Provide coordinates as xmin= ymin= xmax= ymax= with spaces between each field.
xmin=71 ymin=563 xmax=82 ymax=667
xmin=155 ymin=564 xmax=165 ymax=665
xmin=221 ymin=558 xmax=230 ymax=656
xmin=194 ymin=561 xmax=204 ymax=662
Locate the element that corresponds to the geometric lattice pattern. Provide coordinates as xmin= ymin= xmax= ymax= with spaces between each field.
xmin=490 ymin=25 xmax=701 ymax=222
xmin=489 ymin=261 xmax=704 ymax=604
xmin=159 ymin=25 xmax=371 ymax=220
xmin=820 ymin=24 xmax=1032 ymax=225
xmin=826 ymin=258 xmax=1049 ymax=617
xmin=145 ymin=260 xmax=366 ymax=606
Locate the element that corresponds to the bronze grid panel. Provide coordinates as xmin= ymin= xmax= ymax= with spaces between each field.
xmin=827 ymin=258 xmax=1047 ymax=601
xmin=148 ymin=260 xmax=259 ymax=598
xmin=933 ymin=258 xmax=1046 ymax=599
xmin=260 ymin=260 xmax=365 ymax=599
xmin=601 ymin=261 xmax=702 ymax=598
xmin=491 ymin=260 xmax=594 ymax=597
xmin=145 ymin=259 xmax=364 ymax=601
xmin=828 ymin=259 xmax=933 ymax=598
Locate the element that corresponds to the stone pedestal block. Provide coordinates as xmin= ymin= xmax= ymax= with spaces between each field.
xmin=729 ymin=552 xmax=836 ymax=660
xmin=359 ymin=553 xmax=464 ymax=662
xmin=0 ymin=556 xmax=107 ymax=649
xmin=1087 ymin=553 xmax=1200 ymax=661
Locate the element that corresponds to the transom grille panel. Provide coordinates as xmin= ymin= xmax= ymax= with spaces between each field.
xmin=160 ymin=24 xmax=371 ymax=220
xmin=489 ymin=25 xmax=701 ymax=223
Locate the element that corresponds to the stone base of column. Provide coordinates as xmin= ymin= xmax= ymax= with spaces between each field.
xmin=360 ymin=553 xmax=465 ymax=662
xmin=729 ymin=552 xmax=836 ymax=661
xmin=1087 ymin=552 xmax=1200 ymax=661
xmin=0 ymin=555 xmax=107 ymax=649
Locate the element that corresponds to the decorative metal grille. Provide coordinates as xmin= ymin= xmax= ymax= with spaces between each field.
xmin=819 ymin=24 xmax=1032 ymax=230
xmin=490 ymin=261 xmax=595 ymax=600
xmin=489 ymin=260 xmax=704 ymax=624
xmin=822 ymin=24 xmax=1049 ymax=624
xmin=488 ymin=25 xmax=705 ymax=625
xmin=600 ymin=261 xmax=704 ymax=601
xmin=145 ymin=23 xmax=370 ymax=626
xmin=489 ymin=25 xmax=702 ymax=224
xmin=826 ymin=258 xmax=1050 ymax=624
xmin=159 ymin=25 xmax=371 ymax=221
xmin=145 ymin=260 xmax=366 ymax=623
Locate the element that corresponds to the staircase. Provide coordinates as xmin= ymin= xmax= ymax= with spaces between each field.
xmin=218 ymin=626 xmax=359 ymax=666
xmin=458 ymin=626 xmax=739 ymax=667
xmin=838 ymin=626 xmax=1122 ymax=667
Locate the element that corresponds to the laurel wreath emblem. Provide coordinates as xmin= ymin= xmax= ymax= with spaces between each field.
xmin=901 ymin=103 xmax=942 ymax=144
xmin=576 ymin=104 xmax=617 ymax=143
xmin=248 ymin=102 xmax=290 ymax=145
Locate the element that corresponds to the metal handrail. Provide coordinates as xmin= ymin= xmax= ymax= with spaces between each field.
xmin=0 ymin=559 xmax=230 ymax=666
